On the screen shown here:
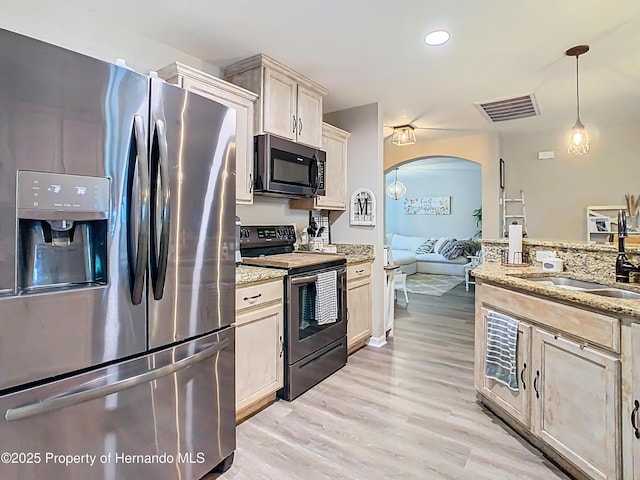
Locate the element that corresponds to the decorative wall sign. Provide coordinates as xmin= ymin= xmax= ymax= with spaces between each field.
xmin=350 ymin=189 xmax=376 ymax=226
xmin=404 ymin=196 xmax=451 ymax=215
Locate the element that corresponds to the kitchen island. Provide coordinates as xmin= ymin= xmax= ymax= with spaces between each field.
xmin=473 ymin=254 xmax=640 ymax=480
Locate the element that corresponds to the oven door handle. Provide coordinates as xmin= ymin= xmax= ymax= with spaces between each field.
xmin=291 ymin=275 xmax=318 ymax=285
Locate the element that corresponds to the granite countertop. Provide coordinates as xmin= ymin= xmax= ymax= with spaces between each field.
xmin=236 ymin=265 xmax=286 ymax=286
xmin=481 ymin=237 xmax=640 ymax=254
xmin=473 ymin=262 xmax=640 ymax=319
xmin=347 ymin=253 xmax=375 ymax=264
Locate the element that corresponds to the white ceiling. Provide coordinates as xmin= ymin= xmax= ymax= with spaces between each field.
xmin=45 ymin=0 xmax=640 ymax=142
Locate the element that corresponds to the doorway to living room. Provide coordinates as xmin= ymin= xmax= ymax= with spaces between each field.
xmin=384 ymin=156 xmax=482 ymax=303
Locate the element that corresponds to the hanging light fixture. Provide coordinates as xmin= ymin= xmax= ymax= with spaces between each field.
xmin=566 ymin=45 xmax=590 ymax=155
xmin=391 ymin=125 xmax=416 ymax=146
xmin=386 ymin=168 xmax=407 ymax=200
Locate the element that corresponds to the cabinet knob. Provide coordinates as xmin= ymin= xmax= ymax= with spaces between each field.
xmin=298 ymin=117 xmax=303 ymax=135
xmin=292 ymin=115 xmax=297 ymax=133
xmin=533 ymin=370 xmax=540 ymax=399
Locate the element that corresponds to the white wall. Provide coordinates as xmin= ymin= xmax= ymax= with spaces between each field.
xmin=324 ymin=103 xmax=386 ymax=345
xmin=0 ymin=1 xmax=220 ymax=76
xmin=236 ymin=197 xmax=309 ymax=233
xmin=501 ymin=123 xmax=640 ymax=241
xmin=385 ymin=162 xmax=481 ymax=239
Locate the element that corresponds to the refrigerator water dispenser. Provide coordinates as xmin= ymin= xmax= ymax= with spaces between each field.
xmin=16 ymin=171 xmax=110 ymax=294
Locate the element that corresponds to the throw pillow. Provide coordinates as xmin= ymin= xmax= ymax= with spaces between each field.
xmin=441 ymin=240 xmax=462 ymax=260
xmin=434 ymin=237 xmax=456 ymax=254
xmin=416 ymin=238 xmax=437 ymax=254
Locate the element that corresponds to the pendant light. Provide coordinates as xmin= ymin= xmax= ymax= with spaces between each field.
xmin=386 ymin=168 xmax=407 ymax=200
xmin=566 ymin=45 xmax=590 ymax=155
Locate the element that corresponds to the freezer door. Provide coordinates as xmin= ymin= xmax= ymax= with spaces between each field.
xmin=0 ymin=28 xmax=148 ymax=390
xmin=0 ymin=327 xmax=235 ymax=480
xmin=148 ymin=79 xmax=236 ymax=349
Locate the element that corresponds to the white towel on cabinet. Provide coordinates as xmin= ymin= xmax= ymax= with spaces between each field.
xmin=485 ymin=310 xmax=519 ymax=391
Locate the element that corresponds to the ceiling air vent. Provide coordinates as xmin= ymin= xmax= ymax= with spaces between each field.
xmin=475 ymin=93 xmax=540 ymax=123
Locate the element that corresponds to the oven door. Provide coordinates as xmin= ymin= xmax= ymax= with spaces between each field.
xmin=286 ymin=265 xmax=347 ymax=364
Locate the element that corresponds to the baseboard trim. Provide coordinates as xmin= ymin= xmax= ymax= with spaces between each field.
xmin=367 ymin=335 xmax=387 ymax=348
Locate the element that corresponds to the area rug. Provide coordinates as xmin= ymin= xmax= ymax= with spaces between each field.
xmin=405 ymin=273 xmax=465 ymax=296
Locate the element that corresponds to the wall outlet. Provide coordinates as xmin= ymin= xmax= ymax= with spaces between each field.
xmin=536 ymin=250 xmax=557 ymax=261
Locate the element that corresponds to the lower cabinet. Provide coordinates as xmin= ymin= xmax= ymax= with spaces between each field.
xmin=477 ymin=308 xmax=531 ymax=427
xmin=476 ymin=282 xmax=621 ymax=480
xmin=235 ymin=279 xmax=284 ymax=420
xmin=531 ymin=329 xmax=620 ymax=480
xmin=347 ymin=261 xmax=372 ymax=354
xmin=623 ymin=323 xmax=640 ymax=479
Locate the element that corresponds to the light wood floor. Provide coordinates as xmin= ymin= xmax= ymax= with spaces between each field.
xmin=214 ymin=285 xmax=571 ymax=480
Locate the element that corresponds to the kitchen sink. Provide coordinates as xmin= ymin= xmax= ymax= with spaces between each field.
xmin=526 ymin=277 xmax=607 ymax=290
xmin=584 ymin=289 xmax=640 ymax=300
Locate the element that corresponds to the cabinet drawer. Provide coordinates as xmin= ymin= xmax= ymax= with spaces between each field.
xmin=236 ymin=280 xmax=282 ymax=312
xmin=481 ymin=284 xmax=620 ymax=353
xmin=348 ymin=262 xmax=371 ymax=281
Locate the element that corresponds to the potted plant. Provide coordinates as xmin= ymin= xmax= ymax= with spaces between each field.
xmin=472 ymin=207 xmax=482 ymax=238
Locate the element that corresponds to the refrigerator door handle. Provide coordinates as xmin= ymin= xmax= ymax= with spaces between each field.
xmin=151 ymin=119 xmax=171 ymax=300
xmin=4 ymin=338 xmax=229 ymax=423
xmin=128 ymin=115 xmax=150 ymax=305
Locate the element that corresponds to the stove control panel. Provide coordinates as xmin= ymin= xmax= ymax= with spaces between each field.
xmin=239 ymin=225 xmax=296 ymax=245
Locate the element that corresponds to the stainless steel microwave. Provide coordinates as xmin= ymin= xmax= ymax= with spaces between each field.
xmin=253 ymin=134 xmax=325 ymax=197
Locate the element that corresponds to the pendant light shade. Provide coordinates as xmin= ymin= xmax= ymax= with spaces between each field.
xmin=391 ymin=125 xmax=416 ymax=146
xmin=566 ymin=45 xmax=590 ymax=155
xmin=386 ymin=168 xmax=407 ymax=200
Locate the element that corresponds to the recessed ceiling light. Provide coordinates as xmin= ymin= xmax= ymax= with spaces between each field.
xmin=425 ymin=30 xmax=450 ymax=46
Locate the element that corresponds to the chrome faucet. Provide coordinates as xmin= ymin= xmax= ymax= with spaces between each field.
xmin=616 ymin=210 xmax=640 ymax=283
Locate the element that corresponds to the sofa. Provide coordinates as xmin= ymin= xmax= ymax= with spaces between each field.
xmin=387 ymin=233 xmax=478 ymax=276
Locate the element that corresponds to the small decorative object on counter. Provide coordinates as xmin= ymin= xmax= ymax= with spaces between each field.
xmin=310 ymin=238 xmax=323 ymax=252
xmin=542 ymin=257 xmax=565 ymax=272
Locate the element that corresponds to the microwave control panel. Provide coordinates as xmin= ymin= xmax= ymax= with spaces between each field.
xmin=317 ymin=160 xmax=325 ymax=191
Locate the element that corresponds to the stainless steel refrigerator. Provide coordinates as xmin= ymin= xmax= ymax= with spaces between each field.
xmin=0 ymin=28 xmax=236 ymax=479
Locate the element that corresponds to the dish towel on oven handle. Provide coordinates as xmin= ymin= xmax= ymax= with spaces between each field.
xmin=315 ymin=270 xmax=338 ymax=325
xmin=485 ymin=310 xmax=519 ymax=391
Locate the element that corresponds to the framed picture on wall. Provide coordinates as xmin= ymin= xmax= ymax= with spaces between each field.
xmin=350 ymin=189 xmax=376 ymax=226
xmin=588 ymin=216 xmax=611 ymax=233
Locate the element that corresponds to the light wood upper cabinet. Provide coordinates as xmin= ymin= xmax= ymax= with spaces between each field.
xmin=263 ymin=69 xmax=297 ymax=142
xmin=346 ymin=262 xmax=372 ymax=354
xmin=224 ymin=54 xmax=328 ymax=149
xmin=289 ymin=122 xmax=350 ymax=211
xmin=235 ymin=279 xmax=284 ymax=417
xmin=295 ymin=85 xmax=323 ymax=148
xmin=157 ymin=63 xmax=258 ymax=205
xmin=531 ymin=328 xmax=620 ymax=480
